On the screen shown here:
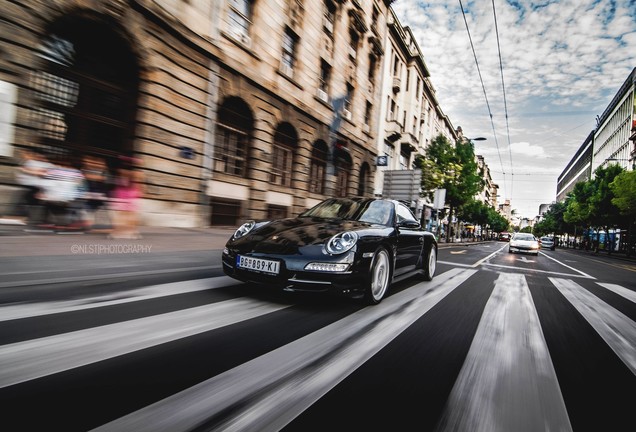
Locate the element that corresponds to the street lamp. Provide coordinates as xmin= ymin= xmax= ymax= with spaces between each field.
xmin=466 ymin=137 xmax=487 ymax=141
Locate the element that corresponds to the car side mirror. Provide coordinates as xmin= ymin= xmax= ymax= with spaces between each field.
xmin=397 ymin=220 xmax=420 ymax=229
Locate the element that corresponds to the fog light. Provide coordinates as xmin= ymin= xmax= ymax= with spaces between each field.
xmin=305 ymin=262 xmax=350 ymax=272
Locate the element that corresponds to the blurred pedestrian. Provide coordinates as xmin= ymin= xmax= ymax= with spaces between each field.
xmin=82 ymin=154 xmax=110 ymax=229
xmin=38 ymin=155 xmax=86 ymax=229
xmin=109 ymin=156 xmax=144 ymax=239
xmin=13 ymin=148 xmax=53 ymax=226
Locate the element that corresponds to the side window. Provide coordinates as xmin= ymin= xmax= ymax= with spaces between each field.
xmin=396 ymin=203 xmax=417 ymax=224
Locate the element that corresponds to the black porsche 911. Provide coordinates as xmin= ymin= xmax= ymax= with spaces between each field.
xmin=222 ymin=197 xmax=437 ymax=304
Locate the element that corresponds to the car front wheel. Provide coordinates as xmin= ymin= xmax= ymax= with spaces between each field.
xmin=364 ymin=248 xmax=391 ymax=305
xmin=421 ymin=245 xmax=436 ymax=281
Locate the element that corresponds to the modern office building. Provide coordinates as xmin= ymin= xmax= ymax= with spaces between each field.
xmin=592 ymin=67 xmax=636 ymax=173
xmin=556 ymin=131 xmax=594 ymax=202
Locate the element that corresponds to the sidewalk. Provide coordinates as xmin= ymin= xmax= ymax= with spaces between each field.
xmin=0 ymin=219 xmax=235 ymax=257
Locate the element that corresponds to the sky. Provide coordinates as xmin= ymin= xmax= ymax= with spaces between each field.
xmin=393 ymin=0 xmax=636 ymax=219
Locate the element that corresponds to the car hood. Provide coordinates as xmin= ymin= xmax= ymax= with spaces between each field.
xmin=226 ymin=217 xmax=378 ymax=255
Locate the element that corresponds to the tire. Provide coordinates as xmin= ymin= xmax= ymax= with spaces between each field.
xmin=508 ymin=248 xmax=513 ymax=254
xmin=364 ymin=248 xmax=391 ymax=305
xmin=421 ymin=245 xmax=436 ymax=281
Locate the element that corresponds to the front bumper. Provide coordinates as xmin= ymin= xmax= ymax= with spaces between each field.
xmin=222 ymin=248 xmax=370 ymax=296
xmin=509 ymin=245 xmax=539 ymax=254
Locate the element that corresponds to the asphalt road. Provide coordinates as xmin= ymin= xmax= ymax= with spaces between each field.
xmin=0 ymin=242 xmax=634 ymax=431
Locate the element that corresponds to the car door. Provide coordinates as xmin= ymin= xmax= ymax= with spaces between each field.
xmin=393 ymin=203 xmax=423 ymax=276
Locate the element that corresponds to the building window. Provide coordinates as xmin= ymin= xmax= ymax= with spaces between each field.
xmin=319 ymin=60 xmax=331 ymax=92
xmin=215 ymin=126 xmax=248 ymax=175
xmin=371 ymin=6 xmax=379 ymax=35
xmin=210 ymin=198 xmax=242 ymax=226
xmin=271 ymin=145 xmax=292 ymax=186
xmin=228 ymin=0 xmax=252 ymax=41
xmin=334 ymin=145 xmax=352 ymax=197
xmin=281 ymin=29 xmax=297 ymax=77
xmin=368 ymin=55 xmax=377 ymax=84
xmin=336 ymin=166 xmax=350 ymax=197
xmin=34 ymin=19 xmax=138 ymax=158
xmin=270 ymin=123 xmax=298 ymax=187
xmin=267 ymin=204 xmax=288 ymax=219
xmin=388 ymin=98 xmax=396 ymax=121
xmin=323 ymin=0 xmax=335 ymax=33
xmin=309 ymin=140 xmax=328 ymax=194
xmin=214 ymin=97 xmax=253 ymax=177
xmin=364 ymin=101 xmax=372 ymax=127
xmin=399 ymin=150 xmax=409 ymax=170
xmin=344 ymin=83 xmax=354 ymax=112
xmin=349 ymin=31 xmax=359 ymax=63
xmin=358 ymin=162 xmax=370 ymax=196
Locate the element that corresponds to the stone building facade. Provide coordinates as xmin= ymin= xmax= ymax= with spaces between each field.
xmin=0 ymin=0 xmax=398 ymax=227
xmin=373 ymin=7 xmax=457 ymax=197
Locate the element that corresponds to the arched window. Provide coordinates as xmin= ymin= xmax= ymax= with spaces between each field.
xmin=271 ymin=122 xmax=298 ymax=187
xmin=214 ymin=97 xmax=253 ymax=177
xmin=334 ymin=142 xmax=352 ymax=197
xmin=309 ymin=140 xmax=328 ymax=194
xmin=357 ymin=162 xmax=370 ymax=196
xmin=34 ymin=13 xmax=139 ymax=157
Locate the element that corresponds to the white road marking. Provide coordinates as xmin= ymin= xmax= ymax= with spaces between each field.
xmin=0 ymin=276 xmax=241 ymax=322
xmin=481 ymin=263 xmax=593 ymax=278
xmin=539 ymin=252 xmax=594 ymax=279
xmin=438 ymin=272 xmax=572 ymax=432
xmin=596 ymin=282 xmax=636 ymax=304
xmin=518 ymin=256 xmax=535 ymax=263
xmin=0 ymin=297 xmax=289 ymax=389
xmin=470 ymin=243 xmax=509 ymax=267
xmin=550 ymin=278 xmax=636 ymax=375
xmin=92 ymin=268 xmax=477 ymax=432
xmin=450 ymin=250 xmax=467 ymax=255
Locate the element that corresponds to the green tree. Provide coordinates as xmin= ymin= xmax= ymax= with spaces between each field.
xmin=610 ymin=169 xmax=636 ymax=215
xmin=610 ymin=169 xmax=636 ymax=256
xmin=442 ymin=139 xmax=483 ymax=241
xmin=413 ymin=133 xmax=455 ymax=200
xmin=589 ymin=165 xmax=623 ymax=253
xmin=564 ymin=165 xmax=624 ymax=252
xmin=487 ymin=207 xmax=510 ymax=233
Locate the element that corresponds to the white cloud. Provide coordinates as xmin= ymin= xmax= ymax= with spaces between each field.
xmin=393 ymin=0 xmax=636 ymax=217
xmin=509 ymin=142 xmax=548 ymax=158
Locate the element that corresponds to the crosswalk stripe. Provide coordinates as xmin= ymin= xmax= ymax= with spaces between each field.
xmin=596 ymin=282 xmax=636 ymax=304
xmin=92 ymin=268 xmax=477 ymax=432
xmin=550 ymin=277 xmax=636 ymax=376
xmin=0 ymin=276 xmax=241 ymax=322
xmin=438 ymin=272 xmax=572 ymax=432
xmin=0 ymin=297 xmax=289 ymax=389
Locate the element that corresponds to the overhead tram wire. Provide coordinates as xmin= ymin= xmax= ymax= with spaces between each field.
xmin=491 ymin=0 xmax=514 ymax=201
xmin=458 ymin=0 xmax=508 ymax=200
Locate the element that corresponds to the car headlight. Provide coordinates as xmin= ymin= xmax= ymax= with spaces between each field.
xmin=232 ymin=220 xmax=256 ymax=240
xmin=325 ymin=231 xmax=358 ymax=255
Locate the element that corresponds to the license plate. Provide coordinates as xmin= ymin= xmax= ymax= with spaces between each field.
xmin=236 ymin=255 xmax=280 ymax=275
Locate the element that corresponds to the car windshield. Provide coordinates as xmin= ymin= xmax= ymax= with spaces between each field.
xmin=300 ymin=199 xmax=394 ymax=226
xmin=514 ymin=234 xmax=535 ymax=241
